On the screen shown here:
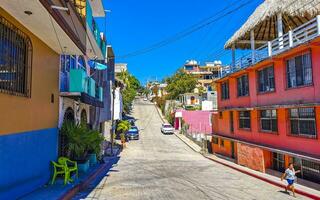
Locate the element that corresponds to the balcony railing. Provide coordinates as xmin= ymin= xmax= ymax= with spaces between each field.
xmin=60 ymin=69 xmax=103 ymax=102
xmin=222 ymin=15 xmax=320 ymax=77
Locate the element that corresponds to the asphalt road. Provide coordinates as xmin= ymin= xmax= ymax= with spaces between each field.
xmin=85 ymin=99 xmax=307 ymax=200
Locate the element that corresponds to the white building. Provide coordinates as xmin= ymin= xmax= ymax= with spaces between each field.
xmin=115 ymin=63 xmax=128 ymax=73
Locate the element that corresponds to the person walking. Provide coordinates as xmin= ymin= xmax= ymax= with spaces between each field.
xmin=281 ymin=163 xmax=301 ymax=197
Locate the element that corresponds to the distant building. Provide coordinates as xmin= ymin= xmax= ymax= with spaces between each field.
xmin=115 ymin=63 xmax=128 ymax=73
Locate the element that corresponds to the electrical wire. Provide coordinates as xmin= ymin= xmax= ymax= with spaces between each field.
xmin=117 ymin=0 xmax=254 ymax=59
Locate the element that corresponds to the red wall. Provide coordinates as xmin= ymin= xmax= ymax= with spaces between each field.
xmin=215 ymin=44 xmax=320 ymax=157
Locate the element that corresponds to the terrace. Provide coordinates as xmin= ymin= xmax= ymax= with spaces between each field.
xmin=222 ymin=0 xmax=320 ymax=77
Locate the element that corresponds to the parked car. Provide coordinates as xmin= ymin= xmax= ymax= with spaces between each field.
xmin=143 ymin=97 xmax=148 ymax=101
xmin=127 ymin=126 xmax=139 ymax=140
xmin=161 ymin=123 xmax=175 ymax=134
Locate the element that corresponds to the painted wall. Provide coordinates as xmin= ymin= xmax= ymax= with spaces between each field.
xmin=177 ymin=110 xmax=212 ymax=134
xmin=0 ymin=8 xmax=59 ymax=135
xmin=212 ymin=138 xmax=234 ymax=158
xmin=214 ymin=42 xmax=320 ymax=157
xmin=0 ymin=9 xmax=59 ymax=199
xmin=0 ymin=128 xmax=58 ymax=199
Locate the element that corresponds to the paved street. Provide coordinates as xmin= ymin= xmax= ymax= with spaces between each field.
xmin=85 ymin=99 xmax=307 ymax=200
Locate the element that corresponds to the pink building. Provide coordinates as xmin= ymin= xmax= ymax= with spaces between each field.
xmin=175 ymin=109 xmax=213 ymax=134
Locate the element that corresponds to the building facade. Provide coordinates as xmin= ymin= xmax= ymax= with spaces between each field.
xmin=212 ymin=0 xmax=320 ymax=184
xmin=0 ymin=0 xmax=89 ymax=198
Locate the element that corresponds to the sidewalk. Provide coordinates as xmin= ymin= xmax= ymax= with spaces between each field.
xmin=174 ymin=131 xmax=320 ymax=200
xmin=20 ymin=144 xmax=121 ymax=200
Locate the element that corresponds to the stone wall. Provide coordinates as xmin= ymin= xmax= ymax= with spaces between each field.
xmin=237 ymin=143 xmax=265 ymax=173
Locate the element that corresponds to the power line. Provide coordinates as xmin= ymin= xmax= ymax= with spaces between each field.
xmin=117 ymin=0 xmax=254 ymax=59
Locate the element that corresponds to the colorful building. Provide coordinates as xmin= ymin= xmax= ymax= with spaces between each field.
xmin=212 ymin=0 xmax=320 ymax=184
xmin=0 ymin=0 xmax=88 ymax=198
xmin=0 ymin=0 xmax=110 ymax=199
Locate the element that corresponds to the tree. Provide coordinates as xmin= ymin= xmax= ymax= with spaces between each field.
xmin=117 ymin=71 xmax=141 ymax=114
xmin=165 ymin=69 xmax=197 ymax=100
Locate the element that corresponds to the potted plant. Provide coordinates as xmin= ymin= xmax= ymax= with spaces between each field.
xmin=87 ymin=129 xmax=104 ymax=166
xmin=61 ymin=122 xmax=90 ymax=173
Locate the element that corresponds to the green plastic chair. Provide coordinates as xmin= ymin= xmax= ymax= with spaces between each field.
xmin=51 ymin=157 xmax=78 ymax=185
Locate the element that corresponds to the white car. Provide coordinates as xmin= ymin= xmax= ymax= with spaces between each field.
xmin=161 ymin=123 xmax=175 ymax=134
xmin=143 ymin=97 xmax=148 ymax=101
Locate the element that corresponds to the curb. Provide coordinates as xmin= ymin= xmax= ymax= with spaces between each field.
xmin=204 ymin=156 xmax=320 ymax=200
xmin=59 ymin=149 xmax=121 ymax=200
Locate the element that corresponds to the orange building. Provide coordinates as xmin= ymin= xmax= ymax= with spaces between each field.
xmin=212 ymin=0 xmax=320 ymax=185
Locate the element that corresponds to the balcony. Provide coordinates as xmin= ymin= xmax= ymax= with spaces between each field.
xmin=86 ymin=1 xmax=106 ymax=59
xmin=60 ymin=69 xmax=103 ymax=107
xmin=223 ymin=16 xmax=320 ymax=77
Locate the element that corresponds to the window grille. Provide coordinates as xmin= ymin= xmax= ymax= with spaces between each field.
xmin=260 ymin=110 xmax=277 ymax=132
xmin=0 ymin=16 xmax=32 ymax=97
xmin=258 ymin=66 xmax=275 ymax=92
xmin=287 ymin=52 xmax=312 ymax=88
xmin=289 ymin=107 xmax=316 ymax=138
xmin=237 ymin=74 xmax=249 ymax=96
xmin=239 ymin=111 xmax=251 ymax=129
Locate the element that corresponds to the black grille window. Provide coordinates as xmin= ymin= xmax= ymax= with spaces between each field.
xmin=260 ymin=110 xmax=277 ymax=132
xmin=290 ymin=108 xmax=316 ymax=138
xmin=258 ymin=66 xmax=275 ymax=93
xmin=0 ymin=16 xmax=32 ymax=97
xmin=237 ymin=74 xmax=249 ymax=97
xmin=221 ymin=81 xmax=229 ymax=100
xmin=239 ymin=111 xmax=251 ymax=129
xmin=287 ymin=52 xmax=312 ymax=88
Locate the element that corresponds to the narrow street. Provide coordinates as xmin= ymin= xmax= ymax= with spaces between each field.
xmin=85 ymin=99 xmax=307 ymax=200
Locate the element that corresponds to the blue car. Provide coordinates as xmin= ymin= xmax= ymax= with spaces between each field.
xmin=127 ymin=126 xmax=139 ymax=140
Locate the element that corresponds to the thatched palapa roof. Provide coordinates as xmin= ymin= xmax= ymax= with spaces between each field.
xmin=225 ymin=0 xmax=320 ymax=49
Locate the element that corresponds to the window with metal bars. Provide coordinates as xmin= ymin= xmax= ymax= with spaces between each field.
xmin=237 ymin=74 xmax=249 ymax=97
xmin=286 ymin=52 xmax=312 ymax=88
xmin=258 ymin=66 xmax=275 ymax=93
xmin=239 ymin=111 xmax=251 ymax=129
xmin=260 ymin=110 xmax=277 ymax=132
xmin=289 ymin=107 xmax=316 ymax=138
xmin=0 ymin=16 xmax=32 ymax=97
xmin=221 ymin=81 xmax=229 ymax=100
xmin=213 ymin=137 xmax=218 ymax=144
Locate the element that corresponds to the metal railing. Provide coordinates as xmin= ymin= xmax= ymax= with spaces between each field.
xmin=222 ymin=15 xmax=320 ymax=77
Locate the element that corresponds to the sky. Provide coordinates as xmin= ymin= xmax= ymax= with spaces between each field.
xmin=96 ymin=0 xmax=263 ymax=85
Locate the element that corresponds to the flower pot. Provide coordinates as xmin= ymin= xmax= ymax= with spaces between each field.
xmin=88 ymin=153 xmax=97 ymax=166
xmin=77 ymin=159 xmax=90 ymax=173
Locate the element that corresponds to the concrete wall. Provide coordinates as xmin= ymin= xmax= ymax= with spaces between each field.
xmin=0 ymin=8 xmax=59 ymax=134
xmin=0 ymin=9 xmax=59 ymax=199
xmin=177 ymin=110 xmax=212 ymax=134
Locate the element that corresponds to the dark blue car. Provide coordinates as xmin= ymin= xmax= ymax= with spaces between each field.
xmin=127 ymin=126 xmax=139 ymax=140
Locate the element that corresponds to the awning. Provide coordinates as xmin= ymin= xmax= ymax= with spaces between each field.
xmin=88 ymin=60 xmax=108 ymax=70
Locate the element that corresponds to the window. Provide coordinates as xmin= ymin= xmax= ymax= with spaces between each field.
xmin=289 ymin=107 xmax=316 ymax=137
xmin=287 ymin=52 xmax=312 ymax=88
xmin=220 ymin=139 xmax=224 ymax=147
xmin=237 ymin=74 xmax=249 ymax=96
xmin=260 ymin=110 xmax=277 ymax=132
xmin=0 ymin=16 xmax=32 ymax=97
xmin=258 ymin=66 xmax=275 ymax=92
xmin=213 ymin=137 xmax=218 ymax=144
xmin=61 ymin=55 xmax=76 ymax=72
xmin=239 ymin=111 xmax=250 ymax=129
xmin=221 ymin=81 xmax=229 ymax=100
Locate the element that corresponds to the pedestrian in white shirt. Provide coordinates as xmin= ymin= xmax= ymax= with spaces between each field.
xmin=281 ymin=163 xmax=301 ymax=197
